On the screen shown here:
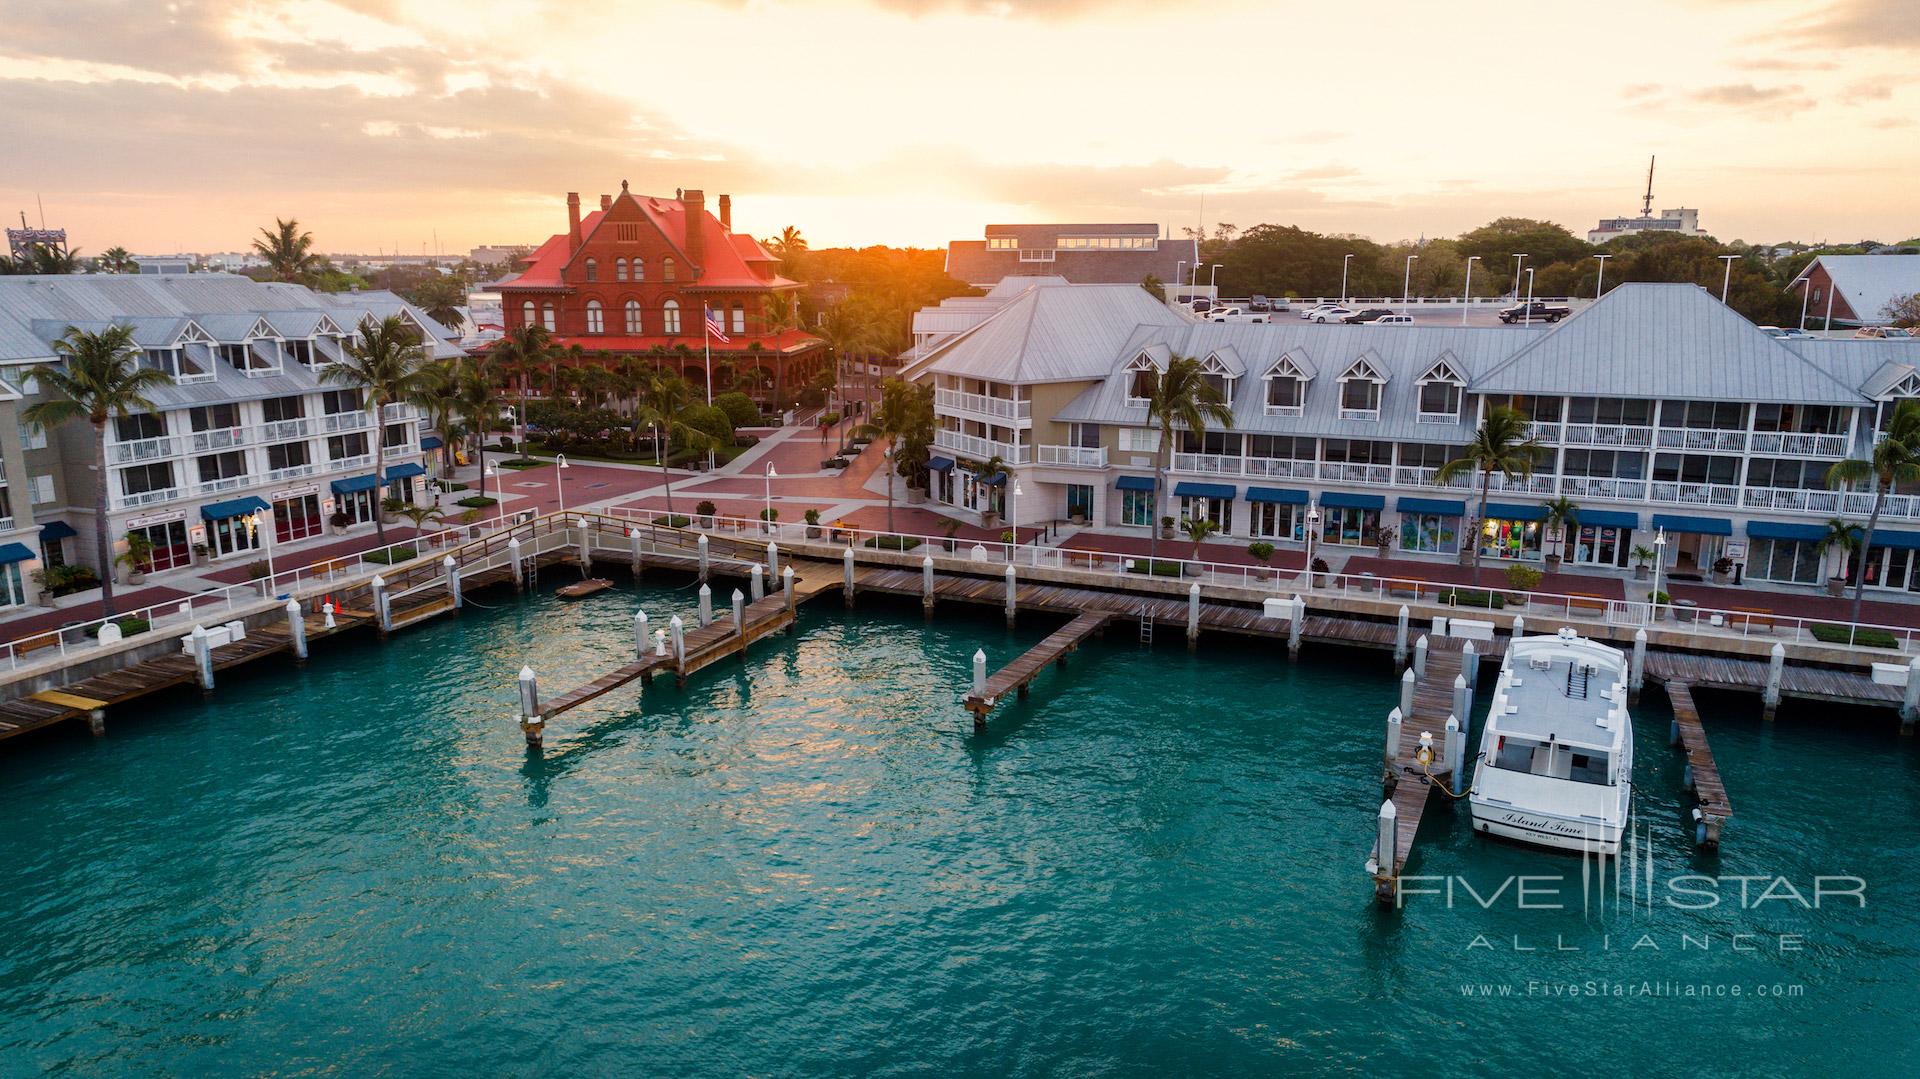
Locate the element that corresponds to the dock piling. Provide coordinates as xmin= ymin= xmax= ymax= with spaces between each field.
xmin=629 ymin=527 xmax=643 ymax=576
xmin=922 ymin=556 xmax=935 ymax=614
xmin=1399 ymin=668 xmax=1415 ymax=717
xmin=843 ymin=547 xmax=856 ymax=607
xmin=286 ymin=598 xmax=308 ymax=662
xmin=444 ymin=555 xmax=463 ymax=610
xmin=1629 ymin=629 xmax=1647 ymax=699
xmin=508 ymin=537 xmax=524 ymax=591
xmin=1444 ymin=715 xmax=1464 ymax=780
xmin=1186 ymin=583 xmax=1200 ymax=650
xmin=190 ymin=624 xmax=214 ymax=692
xmin=670 ymin=615 xmax=686 ymax=667
xmin=783 ymin=566 xmax=796 ymax=615
xmin=654 ymin=628 xmax=668 ymax=657
xmin=1393 ymin=605 xmax=1409 ymax=665
xmin=1901 ymin=655 xmax=1920 ymax=735
xmin=731 ymin=589 xmax=745 ymax=632
xmin=1413 ymin=634 xmax=1429 ymax=679
xmin=1006 ymin=564 xmax=1018 ymax=628
xmin=973 ymin=648 xmax=987 ymax=698
xmin=517 ymin=665 xmax=543 ymax=748
xmin=1510 ymin=615 xmax=1525 ymax=640
xmin=698 ymin=583 xmax=713 ymax=627
xmin=697 ymin=534 xmax=710 ymax=581
xmin=751 ymin=564 xmax=765 ymax=602
xmin=767 ymin=540 xmax=779 ymax=584
xmin=322 ymin=600 xmax=336 ymax=629
xmin=1763 ymin=642 xmax=1785 ymax=719
xmin=1287 ymin=594 xmax=1303 ymax=659
xmin=371 ymin=575 xmax=391 ymax=634
xmin=86 ymin=709 xmax=105 ymax=737
xmin=634 ymin=609 xmax=649 ymax=660
xmin=1461 ymin=640 xmax=1476 ymax=689
xmin=1373 ymin=800 xmax=1398 ymax=888
xmin=1452 ymin=674 xmax=1470 ymax=728
xmin=1384 ymin=706 xmax=1403 ymax=771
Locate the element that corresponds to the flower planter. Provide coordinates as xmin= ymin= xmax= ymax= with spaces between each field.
xmin=806 ymin=526 xmax=822 ymax=540
xmin=698 ymin=515 xmax=714 ymax=529
xmin=1375 ymin=544 xmax=1391 ymax=561
xmin=1457 ymin=548 xmax=1475 ymax=566
xmin=1182 ymin=563 xmax=1201 ymax=577
xmin=1826 ymin=577 xmax=1846 ymax=597
xmin=1633 ymin=565 xmax=1649 ymax=581
xmin=1710 ymin=571 xmax=1729 ymax=586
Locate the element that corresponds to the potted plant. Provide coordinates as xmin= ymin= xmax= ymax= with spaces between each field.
xmin=29 ymin=568 xmax=55 ymax=607
xmin=697 ymin=500 xmax=717 ymax=529
xmin=1160 ymin=515 xmax=1176 ymax=540
xmin=1817 ymin=517 xmax=1859 ymax=597
xmin=1630 ymin=544 xmax=1655 ymax=581
xmin=1247 ymin=541 xmax=1276 ymax=581
xmin=760 ymin=507 xmax=779 ymax=533
xmin=1540 ymin=496 xmax=1578 ymax=571
xmin=1504 ymin=563 xmax=1543 ymax=605
xmin=1373 ymin=525 xmax=1397 ymax=560
xmin=804 ymin=508 xmax=822 ymax=539
xmin=327 ymin=511 xmax=350 ymax=536
xmin=1710 ymin=555 xmax=1734 ymax=586
xmin=1181 ymin=517 xmax=1217 ymax=575
xmin=1646 ymin=589 xmax=1671 ymax=620
xmin=116 ymin=531 xmax=156 ymax=585
xmin=941 ymin=518 xmax=962 ymax=553
xmin=1310 ymin=556 xmax=1331 ymax=589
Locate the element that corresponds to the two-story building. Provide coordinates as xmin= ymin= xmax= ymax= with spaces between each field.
xmin=495 ymin=183 xmax=824 ymax=403
xmin=905 ymin=279 xmax=1920 ymax=595
xmin=0 ymin=274 xmax=457 ymax=608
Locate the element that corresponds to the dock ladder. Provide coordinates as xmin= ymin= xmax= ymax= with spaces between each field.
xmin=1138 ymin=605 xmax=1153 ymax=645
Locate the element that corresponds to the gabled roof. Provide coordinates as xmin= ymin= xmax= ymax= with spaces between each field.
xmin=923 ymin=281 xmax=1185 ymax=383
xmin=1474 ymin=283 xmax=1865 ymax=403
xmin=509 ymin=188 xmax=799 ymax=294
xmin=1862 ymin=360 xmax=1920 ymax=399
xmin=1339 ymin=351 xmax=1389 ymax=383
xmin=1266 ymin=346 xmax=1316 ymax=380
xmin=1791 ymin=255 xmax=1920 ymax=325
xmin=1202 ymin=345 xmax=1246 ymax=376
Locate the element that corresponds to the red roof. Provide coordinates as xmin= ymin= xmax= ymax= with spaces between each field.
xmin=503 ymin=194 xmax=796 ymax=293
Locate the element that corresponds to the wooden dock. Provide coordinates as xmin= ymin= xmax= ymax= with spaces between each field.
xmin=963 ymin=612 xmax=1110 ymax=727
xmin=1644 ymin=650 xmax=1900 ymax=706
xmin=1371 ymin=640 xmax=1474 ymax=905
xmin=1664 ymin=681 xmax=1733 ymax=847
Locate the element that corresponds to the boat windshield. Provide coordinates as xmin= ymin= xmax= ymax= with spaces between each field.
xmin=1491 ymin=736 xmax=1613 ymax=786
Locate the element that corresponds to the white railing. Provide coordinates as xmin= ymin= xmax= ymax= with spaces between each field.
xmin=1648 ymin=481 xmax=1742 ymax=507
xmin=329 ymin=453 xmax=375 ymax=472
xmin=1319 ymin=462 xmax=1394 ymax=485
xmin=1339 ymin=408 xmax=1380 ymax=421
xmin=194 ymin=475 xmax=252 ymax=496
xmin=1036 ymin=444 xmax=1107 ymax=467
xmin=1561 ymin=423 xmax=1654 ymax=448
xmin=1263 ymin=404 xmax=1303 ymax=418
xmin=932 ymin=430 xmax=1030 ymax=464
xmin=322 ymin=412 xmax=371 ymax=433
xmin=1394 ymin=466 xmax=1470 ymax=489
xmin=175 ymin=371 xmax=217 ymax=386
xmin=108 ymin=436 xmax=178 ymax=464
xmin=1749 ymin=431 xmax=1848 ymax=457
xmin=260 ymin=418 xmax=310 ymax=442
xmin=188 ymin=428 xmax=251 ymax=453
xmin=0 ymin=516 xmax=12 ymax=532
xmin=381 ymin=403 xmax=416 ymax=421
xmin=1523 ymin=423 xmax=1562 ymax=444
xmin=112 ymin=487 xmax=181 ymax=510
xmin=1657 ymin=428 xmax=1747 ymax=452
xmin=382 ymin=445 xmax=412 ymax=460
xmin=1417 ymin=412 xmax=1463 ymax=426
xmin=266 ymin=463 xmax=318 ymax=484
xmin=935 ymin=388 xmax=1031 ymax=422
xmin=1558 ymin=476 xmax=1649 ymax=501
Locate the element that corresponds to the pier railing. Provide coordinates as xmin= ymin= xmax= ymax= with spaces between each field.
xmin=607 ymin=509 xmax=1920 ymax=659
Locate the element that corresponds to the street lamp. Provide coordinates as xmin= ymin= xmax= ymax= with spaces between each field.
xmin=1523 ymin=268 xmax=1537 ymax=325
xmin=1511 ymin=253 xmax=1528 ymax=300
xmin=765 ymin=461 xmax=778 ymax=533
xmin=1593 ymin=253 xmax=1612 ymax=299
xmin=1461 ymin=256 xmax=1481 ymax=326
xmin=1718 ymin=254 xmax=1740 ymax=302
xmin=485 ymin=462 xmax=500 ymax=524
xmin=1305 ymin=501 xmax=1321 ymax=589
xmin=1402 ymin=254 xmax=1419 ymax=310
xmin=242 ymin=509 xmax=275 ymax=581
xmin=554 ymin=452 xmax=569 ymax=520
xmin=1341 ymin=253 xmax=1354 ymax=305
xmin=1651 ymin=527 xmax=1668 ymax=622
xmin=1175 ymin=261 xmax=1187 ymax=301
xmin=1010 ymin=481 xmax=1022 ymax=555
xmin=1209 ymin=264 xmax=1223 ymax=296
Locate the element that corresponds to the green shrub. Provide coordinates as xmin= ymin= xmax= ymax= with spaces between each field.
xmin=455 ymin=495 xmax=498 ymax=508
xmin=864 ymin=535 xmax=922 ymax=551
xmin=1247 ymin=541 xmax=1276 ymax=563
xmin=820 ymin=412 xmax=841 ymax=426
xmin=761 ymin=508 xmax=779 ymax=522
xmin=1810 ymin=623 xmax=1900 ymax=648
xmin=361 ymin=546 xmax=418 ymax=565
xmin=1437 ymin=588 xmax=1505 ymax=609
xmin=696 ymin=500 xmax=717 ymax=516
xmin=653 ymin=514 xmax=691 ymax=528
xmin=85 ymin=617 xmax=150 ymax=639
xmin=679 ymin=403 xmax=734 ymax=446
xmin=804 ymin=508 xmax=821 ymax=525
xmin=1128 ymin=558 xmax=1184 ymax=577
xmin=498 ymin=458 xmax=544 ymax=470
xmin=1646 ymin=590 xmax=1670 ymax=604
xmin=713 ymin=392 xmax=760 ymax=429
xmin=34 ymin=564 xmax=101 ymax=597
xmin=439 ymin=480 xmax=470 ymax=492
xmin=246 ymin=560 xmax=272 ymax=581
xmin=1504 ymin=564 xmax=1544 ymax=592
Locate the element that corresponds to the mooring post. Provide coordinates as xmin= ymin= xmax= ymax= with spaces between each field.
xmin=1287 ymin=594 xmax=1304 ymax=660
xmin=1399 ymin=668 xmax=1415 ymax=717
xmin=1763 ymin=641 xmax=1785 ymax=720
xmin=697 ymin=533 xmax=710 ymax=582
xmin=751 ymin=563 xmax=765 ymax=602
xmin=1510 ymin=615 xmax=1525 ymax=641
xmin=783 ymin=566 xmax=796 ymax=615
xmin=1629 ymin=628 xmax=1647 ymax=700
xmin=322 ymin=600 xmax=337 ymax=629
xmin=1461 ymin=639 xmax=1477 ymax=690
xmin=766 ymin=540 xmax=779 ymax=584
xmin=1444 ymin=715 xmax=1464 ymax=780
xmin=371 ymin=575 xmax=391 ymax=634
xmin=654 ymin=628 xmax=668 ymax=657
xmin=634 ymin=609 xmax=649 ymax=660
xmin=1452 ymin=673 xmax=1470 ymax=729
xmin=670 ymin=615 xmax=686 ymax=665
xmin=517 ymin=665 xmax=543 ymax=748
xmin=1005 ymin=563 xmax=1018 ymax=628
xmin=1393 ymin=604 xmax=1410 ymax=666
xmin=286 ymin=597 xmax=308 ymax=662
xmin=1384 ymin=706 xmax=1403 ymax=769
xmin=698 ymin=583 xmax=713 ymax=627
xmin=1413 ymin=634 xmax=1429 ymax=679
xmin=842 ymin=546 xmax=856 ymax=607
xmin=507 ymin=537 xmax=524 ymax=591
xmin=1186 ymin=582 xmax=1201 ymax=650
xmin=731 ymin=588 xmax=745 ymax=632
xmin=86 ymin=708 xmax=106 ymax=737
xmin=972 ymin=648 xmax=987 ymax=698
xmin=922 ymin=555 xmax=935 ymax=615
xmin=190 ymin=624 xmax=214 ymax=692
xmin=629 ymin=526 xmax=644 ymax=577
xmin=443 ymin=555 xmax=463 ymax=610
xmin=1901 ymin=654 xmax=1920 ymax=735
xmin=1373 ymin=799 xmax=1398 ymax=886
xmin=576 ymin=517 xmax=592 ymax=572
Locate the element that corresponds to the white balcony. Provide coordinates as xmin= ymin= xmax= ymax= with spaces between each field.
xmin=1263 ymin=405 xmax=1304 ymax=418
xmin=266 ymin=463 xmax=318 ymax=484
xmin=188 ymin=427 xmax=251 ymax=453
xmin=260 ymin=418 xmax=311 ymax=442
xmin=1394 ymin=466 xmax=1470 ymax=490
xmin=194 ymin=475 xmax=252 ymax=496
xmin=328 ymin=453 xmax=374 ymax=472
xmin=932 ymin=430 xmax=1029 ymax=464
xmin=108 ymin=435 xmax=178 ymax=465
xmin=114 ymin=486 xmax=181 ymax=510
xmin=175 ymin=371 xmax=217 ymax=387
xmin=382 ymin=444 xmax=412 ymax=460
xmin=1560 ymin=423 xmax=1654 ymax=448
xmin=381 ymin=403 xmax=417 ymax=422
xmin=1318 ymin=462 xmax=1394 ymax=485
xmin=1648 ymin=480 xmax=1742 ymax=507
xmin=1522 ymin=422 xmax=1562 ymax=444
xmin=1559 ymin=475 xmax=1649 ymax=501
xmin=1338 ymin=408 xmax=1380 ymax=422
xmin=1748 ymin=431 xmax=1848 ymax=457
xmin=0 ymin=516 xmax=12 ymax=533
xmin=934 ymin=388 xmax=1031 ymax=424
xmin=1036 ymin=444 xmax=1107 ymax=467
xmin=322 ymin=411 xmax=372 ymax=433
xmin=1418 ymin=412 xmax=1463 ymax=426
xmin=1656 ymin=428 xmax=1747 ymax=452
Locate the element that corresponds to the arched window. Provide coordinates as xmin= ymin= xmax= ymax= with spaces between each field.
xmin=632 ymin=258 xmax=645 ymax=282
xmin=662 ymin=257 xmax=676 ymax=282
xmin=615 ymin=258 xmax=628 ymax=281
xmin=730 ymin=304 xmax=745 ymax=334
xmin=624 ymin=299 xmax=642 ymax=334
xmin=662 ymin=299 xmax=681 ymax=335
xmin=520 ymin=300 xmax=535 ymax=326
xmin=585 ymin=299 xmax=604 ymax=334
xmin=541 ymin=303 xmax=556 ymax=332
xmin=584 ymin=257 xmax=598 ymax=282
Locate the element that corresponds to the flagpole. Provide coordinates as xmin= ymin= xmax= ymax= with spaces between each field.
xmin=703 ymin=308 xmax=713 ymax=405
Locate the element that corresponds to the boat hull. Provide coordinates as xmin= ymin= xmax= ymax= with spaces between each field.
xmin=1470 ymin=802 xmax=1626 ymax=855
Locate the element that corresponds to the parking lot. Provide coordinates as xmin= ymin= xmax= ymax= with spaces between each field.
xmin=1194 ymin=299 xmax=1590 ymax=328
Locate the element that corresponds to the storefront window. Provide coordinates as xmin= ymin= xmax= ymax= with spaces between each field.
xmin=1399 ymin=513 xmax=1460 ymax=555
xmin=1748 ymin=537 xmax=1823 ymax=585
xmin=1121 ymin=489 xmax=1155 ymax=526
xmin=1066 ymin=484 xmax=1092 ymax=521
xmin=1249 ymin=502 xmax=1302 ymax=540
xmin=340 ymin=488 xmax=379 ymax=525
xmin=1 ymin=562 xmax=25 ymax=608
xmin=209 ymin=514 xmax=262 ymax=559
xmin=275 ymin=494 xmax=323 ymax=543
xmin=1322 ymin=507 xmax=1381 ymax=546
xmin=1568 ymin=525 xmax=1632 ymax=568
xmin=1178 ymin=496 xmax=1229 ymax=532
xmin=1481 ymin=518 xmax=1543 ymax=561
xmin=132 ymin=520 xmax=191 ymax=572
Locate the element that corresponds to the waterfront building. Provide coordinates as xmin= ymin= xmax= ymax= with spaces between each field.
xmin=495 ymin=184 xmax=825 ymax=402
xmin=944 ymin=223 xmax=1196 ymax=290
xmin=1587 ymin=207 xmax=1709 ymax=245
xmin=906 ymin=279 xmax=1920 ymax=593
xmin=1788 ymin=254 xmax=1920 ymax=328
xmin=0 ymin=273 xmax=455 ymax=607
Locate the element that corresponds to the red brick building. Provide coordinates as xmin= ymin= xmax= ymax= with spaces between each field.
xmin=496 ymin=182 xmax=824 ymax=402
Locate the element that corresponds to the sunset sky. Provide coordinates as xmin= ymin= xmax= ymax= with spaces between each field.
xmin=1 ymin=0 xmax=1915 ymax=256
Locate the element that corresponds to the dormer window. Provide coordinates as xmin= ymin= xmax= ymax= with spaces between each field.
xmin=1416 ymin=356 xmax=1465 ymax=422
xmin=1337 ymin=355 xmax=1387 ymax=420
xmin=1262 ymin=350 xmax=1314 ymax=417
xmin=1125 ymin=352 xmax=1160 ymax=406
xmin=1198 ymin=353 xmax=1237 ymax=406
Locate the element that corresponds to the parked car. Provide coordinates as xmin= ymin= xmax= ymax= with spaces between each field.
xmin=1854 ymin=326 xmax=1914 ymax=339
xmin=1248 ymin=295 xmax=1271 ymax=312
xmin=1300 ymin=303 xmax=1343 ymax=320
xmin=1189 ymin=298 xmax=1214 ymax=313
xmin=1361 ymin=314 xmax=1416 ymax=325
xmin=1759 ymin=325 xmax=1813 ymax=340
xmin=1499 ymin=302 xmax=1571 ymax=323
xmin=1310 ymin=306 xmax=1354 ymax=323
xmin=1270 ymin=298 xmax=1291 ymax=312
xmin=1342 ymin=307 xmax=1394 ymax=324
xmin=1205 ymin=306 xmax=1244 ymax=320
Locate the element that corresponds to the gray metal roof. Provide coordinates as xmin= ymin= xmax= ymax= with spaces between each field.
xmin=923 ymin=281 xmax=1185 ymax=384
xmin=1475 ymin=284 xmax=1866 ymax=403
xmin=1789 ymin=255 xmax=1920 ymax=324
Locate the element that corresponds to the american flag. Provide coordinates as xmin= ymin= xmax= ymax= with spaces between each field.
xmin=704 ymin=304 xmax=730 ymax=343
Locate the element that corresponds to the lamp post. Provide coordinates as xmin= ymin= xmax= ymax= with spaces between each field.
xmin=554 ymin=452 xmax=569 ymax=520
xmin=243 ymin=510 xmax=275 ymax=580
xmin=1305 ymin=501 xmax=1321 ymax=589
xmin=1652 ymin=527 xmax=1668 ymax=622
xmin=1209 ymin=264 xmax=1223 ymax=295
xmin=1593 ymin=253 xmax=1611 ymax=299
xmin=1341 ymin=253 xmax=1354 ymax=305
xmin=1175 ymin=261 xmax=1187 ymax=302
xmin=765 ymin=462 xmax=778 ymax=534
xmin=1511 ymin=253 xmax=1527 ymax=300
xmin=1523 ymin=268 xmax=1537 ymax=326
xmin=1010 ymin=481 xmax=1022 ymax=554
xmin=1798 ymin=281 xmax=1812 ymax=330
xmin=485 ymin=462 xmax=500 ymax=524
xmin=1402 ymin=254 xmax=1419 ymax=310
xmin=1718 ymin=254 xmax=1740 ymax=302
xmin=1461 ymin=256 xmax=1480 ymax=326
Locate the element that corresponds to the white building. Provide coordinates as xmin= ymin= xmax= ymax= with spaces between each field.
xmin=1588 ymin=207 xmax=1709 ymax=245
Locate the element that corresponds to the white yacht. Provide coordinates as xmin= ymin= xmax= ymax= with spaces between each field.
xmin=1469 ymin=629 xmax=1634 ymax=854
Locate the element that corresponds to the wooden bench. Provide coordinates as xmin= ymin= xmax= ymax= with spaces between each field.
xmin=1384 ymin=579 xmax=1434 ymax=601
xmin=10 ymin=633 xmax=61 ymax=658
xmin=1730 ymin=607 xmax=1776 ymax=633
xmin=1566 ymin=592 xmax=1610 ymax=617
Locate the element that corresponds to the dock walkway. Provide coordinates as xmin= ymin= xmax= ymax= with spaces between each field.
xmin=1664 ymin=681 xmax=1733 ymax=847
xmin=1371 ymin=640 xmax=1474 ymax=905
xmin=963 ymin=612 xmax=1110 ymax=726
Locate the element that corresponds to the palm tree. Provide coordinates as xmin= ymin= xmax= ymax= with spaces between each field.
xmin=411 ymin=359 xmax=462 ymax=481
xmin=1540 ymin=495 xmax=1580 ymax=568
xmin=97 ymin=247 xmax=138 ymax=274
xmin=855 ymin=377 xmax=934 ymax=533
xmin=633 ymin=374 xmax=711 ymax=523
xmin=251 ymin=218 xmax=321 ymax=283
xmin=1826 ymin=399 xmax=1920 ymax=624
xmin=1144 ymin=354 xmax=1234 ymax=568
xmin=3 ymin=243 xmax=82 ymax=274
xmin=454 ymin=360 xmax=504 ymax=494
xmin=766 ymin=226 xmax=808 ymax=277
xmin=1816 ymin=517 xmax=1863 ymax=594
xmin=23 ymin=325 xmax=175 ymax=615
xmin=814 ymin=301 xmax=881 ymax=421
xmin=761 ymin=292 xmax=803 ymax=404
xmin=1435 ymin=406 xmax=1546 ymax=579
xmin=488 ymin=322 xmax=553 ymax=461
xmin=322 ymin=316 xmax=430 ymax=547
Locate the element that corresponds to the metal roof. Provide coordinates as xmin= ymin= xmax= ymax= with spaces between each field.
xmin=1789 ymin=255 xmax=1920 ymax=324
xmin=923 ymin=281 xmax=1185 ymax=384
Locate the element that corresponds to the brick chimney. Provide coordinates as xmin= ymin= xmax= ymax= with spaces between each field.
xmin=681 ymin=188 xmax=705 ymax=273
xmin=599 ymin=194 xmax=612 ymax=211
xmin=566 ymin=192 xmax=582 ymax=253
xmin=718 ymin=193 xmax=732 ymax=230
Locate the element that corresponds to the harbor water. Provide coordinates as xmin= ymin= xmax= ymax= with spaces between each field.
xmin=1 ymin=577 xmax=1916 ymax=1075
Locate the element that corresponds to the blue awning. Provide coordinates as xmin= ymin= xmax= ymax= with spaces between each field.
xmin=1747 ymin=520 xmax=1826 ymax=542
xmin=1320 ymin=492 xmax=1384 ymax=510
xmin=1579 ymin=509 xmax=1639 ymax=529
xmin=983 ymin=471 xmax=1006 ymax=487
xmin=927 ymin=456 xmax=954 ymax=473
xmin=1397 ymin=497 xmax=1465 ymax=516
xmin=1652 ymin=513 xmax=1733 ymax=536
xmin=0 ymin=542 xmax=34 ymax=565
xmin=1173 ymin=481 xmax=1236 ymax=500
xmin=1247 ymin=487 xmax=1309 ymax=505
xmin=1116 ymin=475 xmax=1156 ymax=492
xmin=1485 ymin=501 xmax=1546 ymax=521
xmin=200 ymin=495 xmax=270 ymax=522
xmin=1866 ymin=529 xmax=1920 ymax=551
xmin=384 ymin=462 xmax=426 ymax=482
xmin=331 ymin=474 xmax=380 ymax=495
xmin=420 ymin=435 xmax=444 ymax=451
xmin=39 ymin=521 xmax=77 ymax=541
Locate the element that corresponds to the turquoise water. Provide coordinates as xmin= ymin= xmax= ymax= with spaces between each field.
xmin=1 ymin=576 xmax=1917 ymax=1075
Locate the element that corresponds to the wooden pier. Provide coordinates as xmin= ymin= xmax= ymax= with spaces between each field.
xmin=1644 ymin=650 xmax=1900 ymax=706
xmin=963 ymin=612 xmax=1111 ymax=728
xmin=1370 ymin=639 xmax=1478 ymax=905
xmin=1664 ymin=681 xmax=1733 ymax=847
